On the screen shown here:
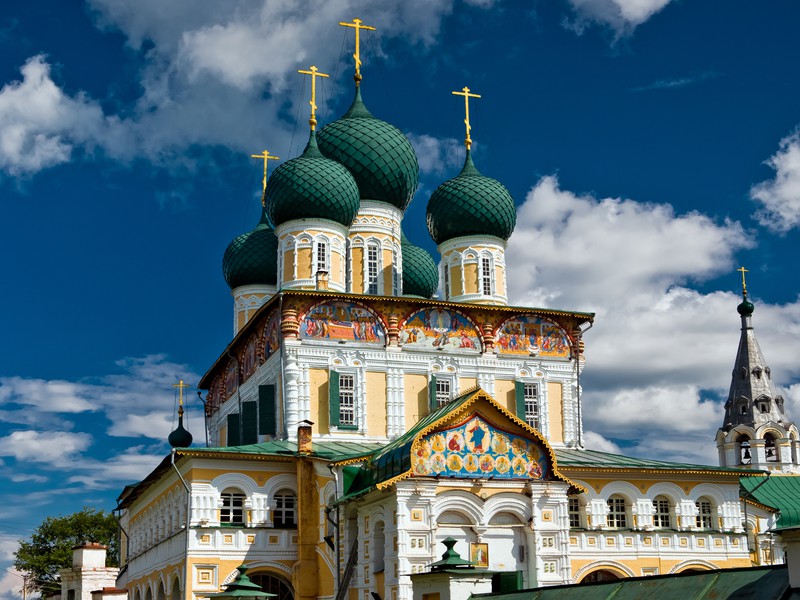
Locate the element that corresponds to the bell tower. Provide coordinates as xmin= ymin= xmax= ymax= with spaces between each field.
xmin=717 ymin=268 xmax=800 ymax=473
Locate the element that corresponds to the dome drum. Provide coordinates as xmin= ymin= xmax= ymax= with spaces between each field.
xmin=439 ymin=236 xmax=508 ymax=305
xmin=276 ymin=219 xmax=349 ymax=292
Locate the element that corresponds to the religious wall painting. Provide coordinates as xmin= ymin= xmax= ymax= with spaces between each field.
xmin=241 ymin=334 xmax=258 ymax=381
xmin=261 ymin=309 xmax=281 ymax=360
xmin=300 ymin=301 xmax=385 ymax=344
xmin=470 ymin=543 xmax=489 ymax=568
xmin=495 ymin=315 xmax=570 ymax=358
xmin=399 ymin=308 xmax=481 ymax=353
xmin=411 ymin=414 xmax=548 ymax=480
xmin=224 ymin=361 xmax=239 ymax=398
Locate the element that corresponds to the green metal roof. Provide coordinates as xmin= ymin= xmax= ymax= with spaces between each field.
xmin=222 ymin=209 xmax=279 ymax=289
xmin=181 ymin=440 xmax=384 ymax=462
xmin=318 ymin=86 xmax=419 ymax=211
xmin=266 ymin=131 xmax=360 ymax=227
xmin=741 ymin=475 xmax=800 ymax=529
xmin=472 ymin=565 xmax=795 ymax=600
xmin=555 ymin=448 xmax=757 ymax=475
xmin=401 ymin=231 xmax=439 ymax=298
xmin=427 ymin=150 xmax=516 ymax=245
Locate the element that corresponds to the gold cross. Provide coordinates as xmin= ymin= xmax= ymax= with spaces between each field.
xmin=339 ymin=18 xmax=376 ymax=82
xmin=298 ymin=65 xmax=330 ymax=130
xmin=737 ymin=266 xmax=748 ymax=295
xmin=452 ymin=86 xmax=481 ymax=150
xmin=250 ymin=150 xmax=280 ymax=196
xmin=173 ymin=379 xmax=190 ymax=407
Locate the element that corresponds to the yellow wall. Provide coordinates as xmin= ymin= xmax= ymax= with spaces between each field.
xmin=382 ymin=248 xmax=393 ymax=293
xmin=494 ymin=264 xmax=505 ymax=295
xmin=351 ymin=247 xmax=364 ymax=292
xmin=459 ymin=378 xmax=477 ymax=394
xmin=547 ymin=381 xmax=563 ymax=442
xmin=282 ymin=249 xmax=293 ymax=284
xmin=366 ymin=372 xmax=388 ymax=436
xmin=451 ymin=264 xmax=462 ymax=297
xmin=297 ymin=248 xmax=312 ymax=279
xmin=405 ymin=374 xmax=429 ymax=429
xmin=495 ymin=379 xmax=516 ymax=414
xmin=309 ymin=368 xmax=330 ymax=435
xmin=464 ymin=263 xmax=478 ymax=294
xmin=332 ymin=252 xmax=343 ymax=285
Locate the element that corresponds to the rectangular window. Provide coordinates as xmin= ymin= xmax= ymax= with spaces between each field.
xmin=436 ymin=378 xmax=451 ymax=407
xmin=607 ymin=497 xmax=627 ymax=528
xmin=481 ymin=256 xmax=493 ymax=296
xmin=221 ymin=492 xmax=245 ymax=524
xmin=524 ymin=383 xmax=539 ymax=428
xmin=274 ymin=492 xmax=297 ymax=528
xmin=392 ymin=248 xmax=400 ymax=295
xmin=339 ymin=374 xmax=355 ymax=426
xmin=316 ymin=241 xmax=328 ymax=274
xmin=696 ymin=501 xmax=712 ymax=529
xmin=568 ymin=498 xmax=581 ymax=528
xmin=443 ymin=265 xmax=450 ymax=300
xmin=652 ymin=498 xmax=671 ymax=529
xmin=367 ymin=245 xmax=379 ymax=294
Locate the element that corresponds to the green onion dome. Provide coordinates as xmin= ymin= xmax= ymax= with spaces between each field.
xmin=426 ymin=151 xmax=516 ymax=245
xmin=266 ymin=131 xmax=360 ymax=227
xmin=318 ymin=86 xmax=419 ymax=211
xmin=738 ymin=296 xmax=755 ymax=316
xmin=222 ymin=208 xmax=279 ymax=289
xmin=401 ymin=232 xmax=439 ymax=298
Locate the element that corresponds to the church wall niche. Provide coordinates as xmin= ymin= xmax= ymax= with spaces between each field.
xmin=547 ymin=382 xmax=564 ymax=443
xmin=404 ymin=373 xmax=429 ymax=430
xmin=366 ymin=371 xmax=388 ymax=435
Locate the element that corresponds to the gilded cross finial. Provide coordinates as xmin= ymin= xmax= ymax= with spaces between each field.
xmin=738 ymin=266 xmax=749 ymax=296
xmin=452 ymin=86 xmax=481 ymax=150
xmin=339 ymin=18 xmax=375 ymax=84
xmin=298 ymin=65 xmax=330 ymax=130
xmin=173 ymin=379 xmax=189 ymax=407
xmin=250 ymin=150 xmax=280 ymax=197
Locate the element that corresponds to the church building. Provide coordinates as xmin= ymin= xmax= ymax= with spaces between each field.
xmin=114 ymin=18 xmax=788 ymax=600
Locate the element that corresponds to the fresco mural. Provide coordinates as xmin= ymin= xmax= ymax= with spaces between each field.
xmin=495 ymin=315 xmax=570 ymax=358
xmin=262 ymin=310 xmax=281 ymax=359
xmin=400 ymin=308 xmax=481 ymax=352
xmin=241 ymin=335 xmax=258 ymax=380
xmin=300 ymin=301 xmax=385 ymax=344
xmin=411 ymin=415 xmax=548 ymax=480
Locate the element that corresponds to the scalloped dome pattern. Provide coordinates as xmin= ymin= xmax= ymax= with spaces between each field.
xmin=222 ymin=210 xmax=279 ymax=289
xmin=266 ymin=132 xmax=360 ymax=227
xmin=318 ymin=87 xmax=419 ymax=211
xmin=401 ymin=233 xmax=438 ymax=298
xmin=426 ymin=152 xmax=516 ymax=245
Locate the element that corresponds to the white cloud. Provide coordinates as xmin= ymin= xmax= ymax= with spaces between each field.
xmin=0 ymin=377 xmax=96 ymax=413
xmin=407 ymin=133 xmax=464 ymax=176
xmin=66 ymin=445 xmax=166 ymax=490
xmin=751 ymin=131 xmax=800 ymax=233
xmin=582 ymin=430 xmax=621 ymax=454
xmin=566 ymin=0 xmax=673 ymax=36
xmin=504 ymin=176 xmax=800 ymax=464
xmin=0 ymin=431 xmax=92 ymax=466
xmin=10 ymin=474 xmax=47 ymax=483
xmin=0 ymin=55 xmax=127 ymax=176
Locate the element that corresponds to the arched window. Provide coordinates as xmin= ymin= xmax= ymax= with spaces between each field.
xmin=220 ymin=489 xmax=245 ymax=525
xmin=315 ymin=239 xmax=328 ymax=275
xmin=479 ymin=254 xmax=494 ymax=296
xmin=366 ymin=242 xmax=380 ymax=295
xmin=274 ymin=490 xmax=297 ymax=528
xmin=606 ymin=495 xmax=627 ymax=528
xmin=652 ymin=496 xmax=671 ymax=529
xmin=695 ymin=497 xmax=714 ymax=530
xmin=737 ymin=434 xmax=752 ymax=465
xmin=443 ymin=265 xmax=450 ymax=300
xmin=249 ymin=572 xmax=293 ymax=600
xmin=765 ymin=433 xmax=779 ymax=462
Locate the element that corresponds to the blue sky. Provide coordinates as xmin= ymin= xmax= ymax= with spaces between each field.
xmin=3 ymin=0 xmax=800 ymax=595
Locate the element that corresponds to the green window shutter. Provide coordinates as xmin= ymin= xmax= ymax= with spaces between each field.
xmin=329 ymin=370 xmax=340 ymax=426
xmin=242 ymin=401 xmax=257 ymax=444
xmin=226 ymin=413 xmax=241 ymax=446
xmin=515 ymin=380 xmax=526 ymax=419
xmin=429 ymin=375 xmax=437 ymax=412
xmin=258 ymin=384 xmax=277 ymax=436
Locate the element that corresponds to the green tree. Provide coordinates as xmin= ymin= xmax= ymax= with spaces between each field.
xmin=14 ymin=507 xmax=119 ymax=596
